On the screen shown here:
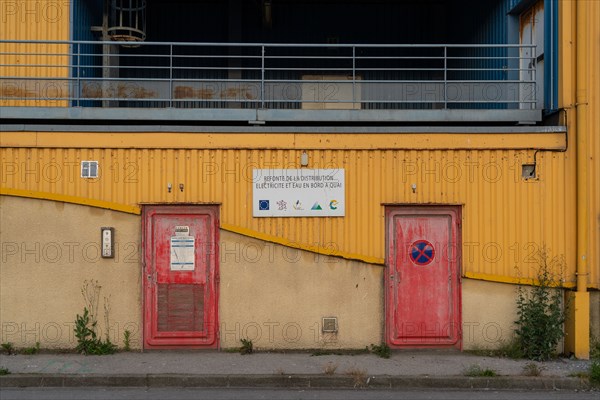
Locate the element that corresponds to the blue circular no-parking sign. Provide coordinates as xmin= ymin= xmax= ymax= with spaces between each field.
xmin=409 ymin=240 xmax=435 ymax=266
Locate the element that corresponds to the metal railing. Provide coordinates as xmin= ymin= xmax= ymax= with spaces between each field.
xmin=0 ymin=40 xmax=537 ymax=111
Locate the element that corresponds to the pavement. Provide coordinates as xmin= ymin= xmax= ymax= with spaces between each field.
xmin=0 ymin=350 xmax=596 ymax=390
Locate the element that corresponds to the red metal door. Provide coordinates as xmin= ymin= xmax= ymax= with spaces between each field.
xmin=386 ymin=207 xmax=461 ymax=348
xmin=143 ymin=205 xmax=219 ymax=348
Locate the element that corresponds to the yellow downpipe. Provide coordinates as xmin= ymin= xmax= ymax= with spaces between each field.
xmin=572 ymin=0 xmax=590 ymax=359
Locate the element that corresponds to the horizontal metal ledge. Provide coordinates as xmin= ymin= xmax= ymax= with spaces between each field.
xmin=0 ymin=124 xmax=565 ymax=134
xmin=0 ymin=107 xmax=542 ymax=123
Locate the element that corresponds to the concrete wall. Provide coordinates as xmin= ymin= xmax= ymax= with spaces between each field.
xmin=3 ymin=195 xmax=585 ymax=351
xmin=462 ymin=279 xmax=521 ymax=350
xmin=219 ymin=231 xmax=384 ymax=350
xmin=0 ymin=196 xmax=142 ymax=350
xmin=462 ymin=279 xmax=572 ymax=353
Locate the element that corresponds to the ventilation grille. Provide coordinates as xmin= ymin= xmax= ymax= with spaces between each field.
xmin=322 ymin=317 xmax=338 ymax=333
xmin=157 ymin=284 xmax=204 ymax=332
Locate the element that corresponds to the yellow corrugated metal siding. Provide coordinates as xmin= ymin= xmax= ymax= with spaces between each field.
xmin=0 ymin=0 xmax=70 ymax=106
xmin=0 ymin=146 xmax=578 ymax=285
xmin=585 ymin=0 xmax=600 ymax=289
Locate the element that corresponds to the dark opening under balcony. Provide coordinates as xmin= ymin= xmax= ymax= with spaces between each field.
xmin=0 ymin=0 xmax=556 ymax=125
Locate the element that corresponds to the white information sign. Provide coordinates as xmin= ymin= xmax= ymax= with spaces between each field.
xmin=170 ymin=226 xmax=195 ymax=271
xmin=253 ymin=169 xmax=345 ymax=217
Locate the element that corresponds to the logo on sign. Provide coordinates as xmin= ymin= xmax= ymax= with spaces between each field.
xmin=409 ymin=240 xmax=435 ymax=266
xmin=259 ymin=200 xmax=270 ymax=210
xmin=311 ymin=202 xmax=323 ymax=210
xmin=329 ymin=200 xmax=338 ymax=210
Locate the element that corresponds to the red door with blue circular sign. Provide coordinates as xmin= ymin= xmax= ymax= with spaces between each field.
xmin=386 ymin=207 xmax=461 ymax=348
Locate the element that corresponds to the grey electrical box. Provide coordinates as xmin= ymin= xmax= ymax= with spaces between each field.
xmin=522 ymin=164 xmax=536 ymax=179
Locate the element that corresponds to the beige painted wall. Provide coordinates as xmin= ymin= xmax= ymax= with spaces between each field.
xmin=219 ymin=231 xmax=384 ymax=350
xmin=3 ymin=196 xmax=587 ymax=351
xmin=462 ymin=278 xmax=570 ymax=352
xmin=462 ymin=279 xmax=521 ymax=350
xmin=0 ymin=196 xmax=142 ymax=350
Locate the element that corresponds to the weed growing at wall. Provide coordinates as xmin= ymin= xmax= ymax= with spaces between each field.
xmin=591 ymin=334 xmax=600 ymax=360
xmin=123 ymin=330 xmax=132 ymax=352
xmin=514 ymin=249 xmax=567 ymax=361
xmin=22 ymin=342 xmax=40 ymax=355
xmin=590 ymin=361 xmax=600 ymax=386
xmin=74 ymin=280 xmax=116 ymax=355
xmin=240 ymin=338 xmax=253 ymax=355
xmin=370 ymin=343 xmax=391 ymax=359
xmin=1 ymin=342 xmax=14 ymax=355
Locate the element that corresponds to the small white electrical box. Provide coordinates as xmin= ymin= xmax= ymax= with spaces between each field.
xmin=101 ymin=227 xmax=115 ymax=258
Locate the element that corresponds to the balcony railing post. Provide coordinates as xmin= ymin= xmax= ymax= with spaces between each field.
xmin=76 ymin=42 xmax=80 ymax=107
xmin=352 ymin=45 xmax=356 ymax=106
xmin=261 ymin=45 xmax=265 ymax=109
xmin=169 ymin=43 xmax=173 ymax=108
xmin=532 ymin=44 xmax=536 ymax=109
xmin=443 ymin=46 xmax=447 ymax=109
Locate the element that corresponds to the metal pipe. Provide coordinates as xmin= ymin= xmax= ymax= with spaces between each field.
xmin=575 ymin=0 xmax=590 ymax=294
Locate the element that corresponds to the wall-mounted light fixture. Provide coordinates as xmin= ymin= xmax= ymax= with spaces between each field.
xmin=167 ymin=183 xmax=172 ymax=193
xmin=300 ymin=151 xmax=309 ymax=167
xmin=263 ymin=0 xmax=272 ymax=28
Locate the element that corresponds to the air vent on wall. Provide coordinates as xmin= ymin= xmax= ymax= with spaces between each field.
xmin=322 ymin=317 xmax=338 ymax=333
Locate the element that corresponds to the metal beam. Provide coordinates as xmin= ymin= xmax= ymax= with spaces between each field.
xmin=0 ymin=107 xmax=542 ymax=123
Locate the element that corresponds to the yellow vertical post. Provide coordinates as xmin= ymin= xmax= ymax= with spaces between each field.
xmin=566 ymin=0 xmax=591 ymax=360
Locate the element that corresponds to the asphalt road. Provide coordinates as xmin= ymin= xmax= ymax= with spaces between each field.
xmin=1 ymin=388 xmax=598 ymax=400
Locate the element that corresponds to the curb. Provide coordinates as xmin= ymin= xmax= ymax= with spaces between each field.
xmin=0 ymin=374 xmax=593 ymax=390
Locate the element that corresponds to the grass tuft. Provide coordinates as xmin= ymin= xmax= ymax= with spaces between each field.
xmin=522 ymin=362 xmax=544 ymax=376
xmin=345 ymin=367 xmax=368 ymax=388
xmin=463 ymin=364 xmax=497 ymax=377
xmin=322 ymin=362 xmax=338 ymax=375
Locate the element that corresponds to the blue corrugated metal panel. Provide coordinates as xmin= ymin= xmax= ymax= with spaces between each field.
xmin=71 ymin=0 xmax=102 ymax=106
xmin=545 ymin=0 xmax=559 ymax=111
xmin=449 ymin=0 xmax=513 ymax=109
